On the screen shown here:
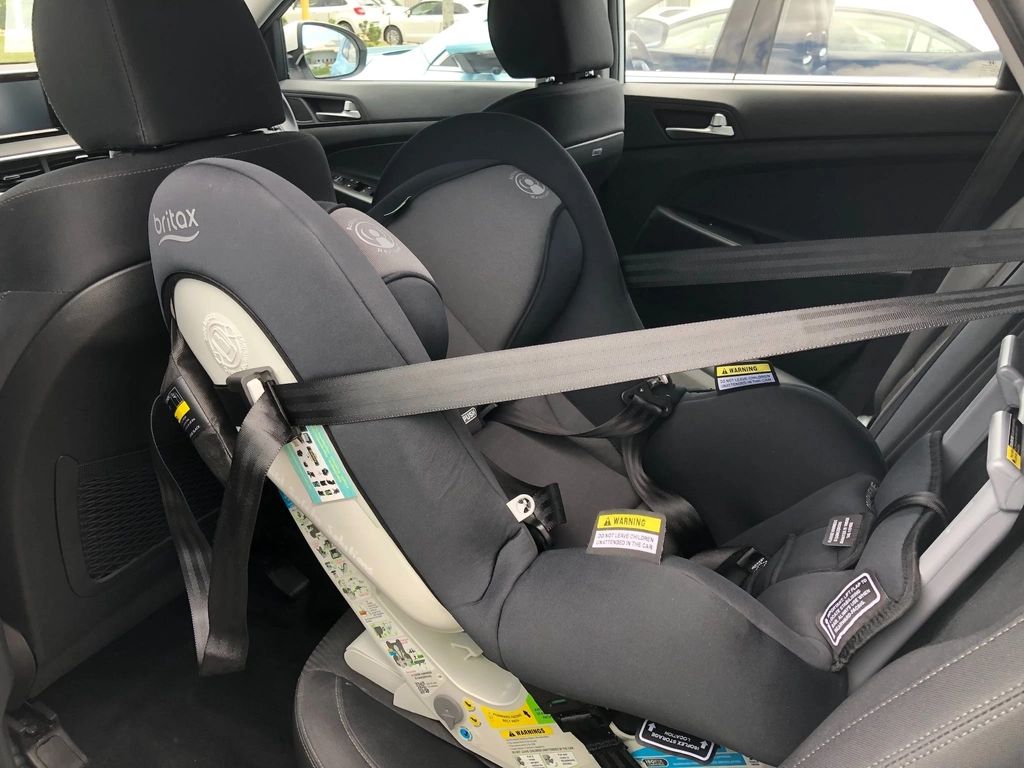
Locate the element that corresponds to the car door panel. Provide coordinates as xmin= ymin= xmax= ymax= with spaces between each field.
xmin=604 ymin=82 xmax=1021 ymax=389
xmin=283 ymin=80 xmax=530 ymax=207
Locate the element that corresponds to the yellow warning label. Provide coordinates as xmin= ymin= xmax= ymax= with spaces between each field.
xmin=1009 ymin=444 xmax=1022 ymax=469
xmin=500 ymin=726 xmax=554 ymax=740
xmin=173 ymin=400 xmax=191 ymax=423
xmin=596 ymin=513 xmax=662 ymax=533
xmin=481 ymin=705 xmax=539 ymax=728
xmin=716 ymin=363 xmax=772 ymax=377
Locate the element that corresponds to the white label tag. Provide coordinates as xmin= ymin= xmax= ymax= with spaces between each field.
xmin=819 ymin=572 xmax=885 ymax=647
xmin=590 ymin=529 xmax=660 ymax=555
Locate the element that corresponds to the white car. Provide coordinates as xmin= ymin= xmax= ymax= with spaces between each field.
xmin=386 ymin=1 xmax=487 ymax=46
xmin=283 ymin=0 xmax=395 ymax=34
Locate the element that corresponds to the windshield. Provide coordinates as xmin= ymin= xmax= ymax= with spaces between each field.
xmin=2 ymin=0 xmax=35 ymax=65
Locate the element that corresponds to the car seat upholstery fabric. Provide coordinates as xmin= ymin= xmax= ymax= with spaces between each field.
xmin=0 ymin=132 xmax=333 ymax=401
xmin=485 ymin=78 xmax=625 ymax=151
xmin=0 ymin=0 xmax=333 ymax=691
xmin=32 ymin=0 xmax=284 ymax=151
xmin=371 ymin=113 xmax=887 ymax=552
xmin=149 ymin=158 xmax=952 ymax=763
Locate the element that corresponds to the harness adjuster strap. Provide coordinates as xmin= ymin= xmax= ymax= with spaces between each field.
xmin=506 ymin=484 xmax=567 ymax=550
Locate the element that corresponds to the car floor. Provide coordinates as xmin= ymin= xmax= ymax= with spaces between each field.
xmin=36 ymin=596 xmax=333 ymax=768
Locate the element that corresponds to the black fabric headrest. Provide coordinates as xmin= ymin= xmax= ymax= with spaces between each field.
xmin=488 ymin=0 xmax=614 ymax=79
xmin=33 ymin=0 xmax=284 ymax=151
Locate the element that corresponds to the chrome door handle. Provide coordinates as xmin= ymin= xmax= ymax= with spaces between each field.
xmin=316 ymin=101 xmax=362 ymax=121
xmin=665 ymin=112 xmax=735 ymax=138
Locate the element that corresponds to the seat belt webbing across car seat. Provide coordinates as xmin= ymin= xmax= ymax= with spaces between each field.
xmin=155 ymin=281 xmax=1024 ymax=674
xmin=619 ymin=226 xmax=1024 ymax=287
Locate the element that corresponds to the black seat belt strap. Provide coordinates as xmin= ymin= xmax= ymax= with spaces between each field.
xmin=273 ymin=285 xmax=1024 ymax=425
xmin=151 ymin=322 xmax=296 ymax=675
xmin=940 ymin=94 xmax=1024 ymax=233
xmin=621 ymin=226 xmax=1024 ymax=288
xmin=485 ymin=379 xmax=706 ymax=548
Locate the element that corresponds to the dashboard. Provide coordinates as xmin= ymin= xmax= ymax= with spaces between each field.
xmin=0 ymin=76 xmax=61 ymax=141
xmin=0 ymin=73 xmax=91 ymax=195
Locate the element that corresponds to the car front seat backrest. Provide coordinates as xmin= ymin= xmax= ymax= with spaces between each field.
xmin=484 ymin=0 xmax=624 ymax=191
xmin=0 ymin=0 xmax=333 ymax=695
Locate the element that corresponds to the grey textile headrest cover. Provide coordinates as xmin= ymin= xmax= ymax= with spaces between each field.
xmin=33 ymin=0 xmax=283 ymax=151
xmin=329 ymin=208 xmax=448 ymax=360
xmin=488 ymin=0 xmax=614 ymax=78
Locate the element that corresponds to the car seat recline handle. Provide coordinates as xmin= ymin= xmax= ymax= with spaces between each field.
xmin=666 ymin=113 xmax=734 ymax=138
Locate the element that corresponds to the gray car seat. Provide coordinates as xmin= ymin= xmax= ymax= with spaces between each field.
xmin=371 ymin=111 xmax=892 ymax=551
xmin=0 ymin=0 xmax=333 ymax=696
xmin=148 ymin=143 xmax=953 ymax=765
xmin=483 ymin=0 xmax=624 ymax=191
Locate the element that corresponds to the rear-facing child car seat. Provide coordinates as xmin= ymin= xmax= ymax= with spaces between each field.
xmin=369 ymin=110 xmax=890 ymax=550
xmin=145 ymin=152 xmax=969 ymax=765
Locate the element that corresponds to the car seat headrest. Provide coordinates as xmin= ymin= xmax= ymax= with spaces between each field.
xmin=149 ymin=159 xmax=444 ymax=371
xmin=488 ymin=0 xmax=614 ymax=79
xmin=328 ymin=208 xmax=449 ymax=360
xmin=33 ymin=0 xmax=284 ymax=152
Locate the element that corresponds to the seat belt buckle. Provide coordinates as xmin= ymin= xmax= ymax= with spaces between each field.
xmin=621 ymin=375 xmax=681 ymax=417
xmin=226 ymin=367 xmax=301 ymax=442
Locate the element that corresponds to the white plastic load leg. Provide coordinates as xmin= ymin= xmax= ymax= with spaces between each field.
xmin=848 ymin=335 xmax=1024 ymax=689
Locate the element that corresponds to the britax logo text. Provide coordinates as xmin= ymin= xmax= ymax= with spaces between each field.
xmin=154 ymin=208 xmax=199 ymax=245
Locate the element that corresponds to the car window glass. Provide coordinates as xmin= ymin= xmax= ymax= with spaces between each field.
xmin=766 ymin=0 xmax=1002 ymax=83
xmin=287 ymin=0 xmax=531 ymax=83
xmin=2 ymin=0 xmax=35 ymax=66
xmin=625 ymin=0 xmax=737 ymax=83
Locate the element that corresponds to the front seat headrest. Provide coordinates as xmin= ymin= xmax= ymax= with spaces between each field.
xmin=488 ymin=0 xmax=614 ymax=79
xmin=33 ymin=0 xmax=284 ymax=152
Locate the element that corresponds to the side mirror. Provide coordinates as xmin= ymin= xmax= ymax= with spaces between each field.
xmin=289 ymin=21 xmax=367 ymax=80
xmin=630 ymin=18 xmax=668 ymax=49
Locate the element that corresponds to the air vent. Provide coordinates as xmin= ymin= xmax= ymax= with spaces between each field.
xmin=44 ymin=150 xmax=103 ymax=172
xmin=0 ymin=158 xmax=44 ymax=194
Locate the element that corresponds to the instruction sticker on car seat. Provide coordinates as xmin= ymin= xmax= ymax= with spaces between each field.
xmin=587 ymin=512 xmax=666 ymax=563
xmin=1008 ymin=413 xmax=1022 ymax=470
xmin=713 ymin=362 xmax=778 ymax=393
xmin=284 ymin=425 xmax=357 ymax=504
xmin=636 ymin=722 xmax=716 ymax=764
xmin=818 ymin=572 xmax=890 ymax=648
xmin=822 ymin=514 xmax=863 ymax=547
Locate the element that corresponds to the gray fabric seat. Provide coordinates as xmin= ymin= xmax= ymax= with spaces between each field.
xmin=0 ymin=0 xmax=333 ymax=695
xmin=149 ymin=155 xmax=947 ymax=765
xmin=482 ymin=0 xmax=624 ymax=191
